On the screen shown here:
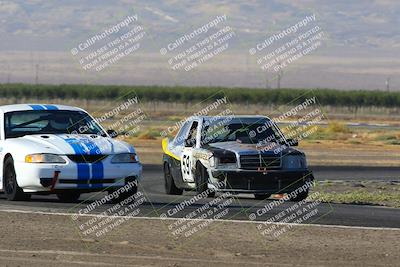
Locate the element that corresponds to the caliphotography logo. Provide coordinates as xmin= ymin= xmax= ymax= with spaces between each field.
xmin=0 ymin=1 xmax=399 ymax=267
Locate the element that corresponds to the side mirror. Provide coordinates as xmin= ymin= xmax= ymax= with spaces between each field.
xmin=286 ymin=138 xmax=298 ymax=146
xmin=107 ymin=129 xmax=118 ymax=138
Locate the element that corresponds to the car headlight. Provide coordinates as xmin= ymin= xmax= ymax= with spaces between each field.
xmin=209 ymin=156 xmax=216 ymax=167
xmin=25 ymin=153 xmax=66 ymax=164
xmin=111 ymin=153 xmax=138 ymax=163
xmin=282 ymin=155 xmax=307 ymax=169
xmin=214 ymin=156 xmax=237 ymax=169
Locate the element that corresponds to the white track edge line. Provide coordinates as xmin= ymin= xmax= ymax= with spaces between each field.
xmin=0 ymin=208 xmax=399 ymax=231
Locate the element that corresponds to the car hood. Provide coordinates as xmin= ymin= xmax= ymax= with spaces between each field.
xmin=206 ymin=141 xmax=301 ymax=156
xmin=7 ymin=134 xmax=135 ymax=155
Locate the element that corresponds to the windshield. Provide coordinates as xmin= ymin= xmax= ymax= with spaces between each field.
xmin=4 ymin=110 xmax=105 ymax=138
xmin=201 ymin=118 xmax=284 ymax=145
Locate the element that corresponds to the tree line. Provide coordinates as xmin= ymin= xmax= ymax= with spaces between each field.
xmin=0 ymin=84 xmax=399 ymax=108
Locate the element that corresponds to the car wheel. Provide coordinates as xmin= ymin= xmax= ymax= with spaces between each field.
xmin=195 ymin=163 xmax=215 ymax=197
xmin=254 ymin=194 xmax=271 ymax=200
xmin=108 ymin=183 xmax=138 ymax=203
xmin=164 ymin=163 xmax=183 ymax=195
xmin=289 ymin=190 xmax=309 ymax=202
xmin=3 ymin=157 xmax=30 ymax=201
xmin=56 ymin=192 xmax=81 ymax=202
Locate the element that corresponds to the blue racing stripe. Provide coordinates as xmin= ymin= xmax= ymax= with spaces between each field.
xmin=91 ymin=162 xmax=104 ymax=179
xmin=77 ymin=163 xmax=90 ymax=180
xmin=62 ymin=137 xmax=91 ymax=188
xmin=82 ymin=138 xmax=102 ymax=155
xmin=84 ymin=138 xmax=104 ymax=188
xmin=63 ymin=136 xmax=105 ymax=188
xmin=78 ymin=137 xmax=104 ymax=182
xmin=29 ymin=104 xmax=45 ymax=110
xmin=63 ymin=138 xmax=85 ymax=154
xmin=43 ymin=104 xmax=59 ymax=110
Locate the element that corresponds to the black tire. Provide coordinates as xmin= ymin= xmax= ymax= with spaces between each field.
xmin=194 ymin=163 xmax=215 ymax=198
xmin=164 ymin=163 xmax=183 ymax=195
xmin=254 ymin=194 xmax=271 ymax=200
xmin=56 ymin=192 xmax=81 ymax=202
xmin=108 ymin=183 xmax=138 ymax=203
xmin=289 ymin=190 xmax=309 ymax=202
xmin=3 ymin=157 xmax=30 ymax=201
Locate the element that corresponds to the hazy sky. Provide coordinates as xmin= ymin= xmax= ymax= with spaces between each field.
xmin=0 ymin=0 xmax=399 ymax=90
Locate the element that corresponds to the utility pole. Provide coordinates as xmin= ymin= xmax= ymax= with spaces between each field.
xmin=265 ymin=76 xmax=270 ymax=89
xmin=6 ymin=64 xmax=10 ymax=83
xmin=276 ymin=61 xmax=283 ymax=89
xmin=35 ymin=64 xmax=39 ymax=84
xmin=246 ymin=53 xmax=250 ymax=88
xmin=277 ymin=70 xmax=283 ymax=89
xmin=385 ymin=77 xmax=390 ymax=92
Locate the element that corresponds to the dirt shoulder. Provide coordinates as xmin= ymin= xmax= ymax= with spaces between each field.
xmin=311 ymin=180 xmax=400 ymax=208
xmin=0 ymin=211 xmax=398 ymax=266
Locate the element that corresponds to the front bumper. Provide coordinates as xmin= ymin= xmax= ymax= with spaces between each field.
xmin=208 ymin=168 xmax=314 ymax=194
xmin=14 ymin=160 xmax=142 ymax=193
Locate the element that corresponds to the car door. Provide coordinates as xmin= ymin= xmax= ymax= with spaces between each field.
xmin=181 ymin=120 xmax=199 ymax=183
xmin=0 ymin=111 xmax=5 ymax=190
xmin=167 ymin=120 xmax=191 ymax=183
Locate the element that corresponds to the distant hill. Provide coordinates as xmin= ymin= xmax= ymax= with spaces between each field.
xmin=1 ymin=0 xmax=399 ymax=51
xmin=0 ymin=1 xmax=399 ymax=90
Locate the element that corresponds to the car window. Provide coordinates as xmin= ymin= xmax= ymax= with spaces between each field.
xmin=185 ymin=121 xmax=199 ymax=147
xmin=4 ymin=110 xmax=106 ymax=138
xmin=172 ymin=121 xmax=191 ymax=147
xmin=202 ymin=118 xmax=283 ymax=145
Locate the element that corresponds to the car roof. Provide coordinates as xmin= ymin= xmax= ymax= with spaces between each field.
xmin=0 ymin=104 xmax=85 ymax=113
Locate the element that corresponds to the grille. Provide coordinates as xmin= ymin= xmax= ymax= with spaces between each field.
xmin=240 ymin=154 xmax=281 ymax=170
xmin=67 ymin=154 xmax=108 ymax=163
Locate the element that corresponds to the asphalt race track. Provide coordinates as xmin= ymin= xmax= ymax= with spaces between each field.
xmin=0 ymin=164 xmax=399 ymax=229
xmin=310 ymin=165 xmax=400 ymax=181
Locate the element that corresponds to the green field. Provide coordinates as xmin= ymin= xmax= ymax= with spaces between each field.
xmin=1 ymin=83 xmax=400 ymax=108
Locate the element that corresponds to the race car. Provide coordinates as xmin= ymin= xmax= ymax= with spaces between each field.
xmin=162 ymin=115 xmax=314 ymax=200
xmin=0 ymin=104 xmax=142 ymax=201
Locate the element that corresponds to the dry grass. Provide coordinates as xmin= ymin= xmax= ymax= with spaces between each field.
xmin=311 ymin=181 xmax=400 ymax=208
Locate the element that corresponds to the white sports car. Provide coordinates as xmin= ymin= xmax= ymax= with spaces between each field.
xmin=0 ymin=104 xmax=142 ymax=201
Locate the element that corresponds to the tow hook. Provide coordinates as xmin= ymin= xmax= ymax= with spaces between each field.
xmin=50 ymin=171 xmax=60 ymax=191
